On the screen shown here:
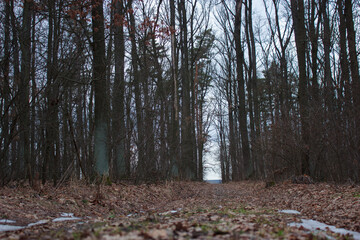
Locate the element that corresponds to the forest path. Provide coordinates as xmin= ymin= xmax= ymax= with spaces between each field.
xmin=0 ymin=181 xmax=359 ymax=239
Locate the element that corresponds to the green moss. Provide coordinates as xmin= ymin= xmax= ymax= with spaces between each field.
xmin=276 ymin=229 xmax=284 ymax=237
xmin=72 ymin=232 xmax=82 ymax=240
xmin=255 ymin=217 xmax=272 ymax=225
xmin=199 ymin=224 xmax=211 ymax=233
xmin=92 ymin=222 xmax=107 ymax=229
xmin=234 ymin=207 xmax=249 ymax=214
xmin=105 ymin=176 xmax=112 ymax=186
xmin=54 ymin=229 xmax=65 ymax=238
xmin=196 ymin=208 xmax=206 ymax=213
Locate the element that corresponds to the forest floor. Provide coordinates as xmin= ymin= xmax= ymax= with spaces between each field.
xmin=0 ymin=180 xmax=359 ymax=239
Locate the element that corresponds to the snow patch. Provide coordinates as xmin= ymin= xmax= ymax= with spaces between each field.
xmin=60 ymin=213 xmax=75 ymax=217
xmin=0 ymin=225 xmax=24 ymax=232
xmin=52 ymin=213 xmax=81 ymax=222
xmin=0 ymin=213 xmax=83 ymax=232
xmin=290 ymin=219 xmax=360 ymax=240
xmin=279 ymin=209 xmax=301 ymax=214
xmin=0 ymin=219 xmax=16 ymax=224
xmin=159 ymin=210 xmax=178 ymax=215
xmin=27 ymin=220 xmax=48 ymax=227
xmin=52 ymin=217 xmax=81 ymax=222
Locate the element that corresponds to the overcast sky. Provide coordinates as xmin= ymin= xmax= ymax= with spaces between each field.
xmin=204 ymin=0 xmax=266 ymax=180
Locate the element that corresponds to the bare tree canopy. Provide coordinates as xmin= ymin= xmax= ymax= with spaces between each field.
xmin=0 ymin=0 xmax=359 ymax=185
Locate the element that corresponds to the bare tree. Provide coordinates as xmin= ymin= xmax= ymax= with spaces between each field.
xmin=234 ymin=0 xmax=252 ymax=179
xmin=92 ymin=0 xmax=109 ymax=177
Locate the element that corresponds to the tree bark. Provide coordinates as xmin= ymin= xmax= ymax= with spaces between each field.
xmin=44 ymin=0 xmax=61 ymax=185
xmin=1 ymin=0 xmax=11 ymax=183
xmin=344 ymin=0 xmax=360 ymax=178
xmin=113 ymin=0 xmax=127 ymax=179
xmin=92 ymin=0 xmax=109 ymax=176
xmin=19 ymin=0 xmax=32 ymax=182
xmin=10 ymin=0 xmax=20 ymax=180
xmin=290 ymin=0 xmax=310 ymax=175
xmin=170 ymin=0 xmax=179 ymax=178
xmin=321 ymin=0 xmax=334 ymax=111
xmin=127 ymin=0 xmax=145 ymax=181
xmin=179 ymin=0 xmax=195 ymax=180
xmin=235 ymin=0 xmax=252 ymax=179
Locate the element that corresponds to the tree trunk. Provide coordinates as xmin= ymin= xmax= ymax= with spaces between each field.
xmin=128 ymin=0 xmax=145 ymax=181
xmin=344 ymin=0 xmax=360 ymax=178
xmin=19 ymin=0 xmax=32 ymax=182
xmin=44 ymin=0 xmax=61 ymax=186
xmin=322 ymin=0 xmax=335 ymax=112
xmin=10 ymin=0 xmax=20 ymax=180
xmin=1 ymin=0 xmax=11 ymax=183
xmin=234 ymin=0 xmax=252 ymax=179
xmin=92 ymin=0 xmax=109 ymax=176
xmin=291 ymin=0 xmax=309 ymax=175
xmin=170 ymin=0 xmax=179 ymax=178
xmin=179 ymin=0 xmax=195 ymax=180
xmin=30 ymin=8 xmax=37 ymax=181
xmin=113 ymin=0 xmax=127 ymax=179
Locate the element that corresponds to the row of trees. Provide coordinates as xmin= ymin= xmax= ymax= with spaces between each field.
xmin=1 ymin=0 xmax=359 ymax=185
xmin=214 ymin=0 xmax=360 ymax=182
xmin=0 ymin=0 xmax=214 ymax=185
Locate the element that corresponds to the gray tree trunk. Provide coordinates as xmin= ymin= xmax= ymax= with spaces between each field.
xmin=291 ymin=0 xmax=310 ymax=175
xmin=235 ymin=0 xmax=252 ymax=179
xmin=113 ymin=0 xmax=127 ymax=179
xmin=92 ymin=0 xmax=109 ymax=176
xmin=19 ymin=0 xmax=32 ymax=182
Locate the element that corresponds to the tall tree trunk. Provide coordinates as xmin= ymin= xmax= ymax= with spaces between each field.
xmin=234 ymin=0 xmax=252 ymax=179
xmin=344 ymin=0 xmax=360 ymax=178
xmin=92 ymin=0 xmax=109 ymax=177
xmin=30 ymin=8 xmax=37 ymax=180
xmin=149 ymin=0 xmax=168 ymax=178
xmin=291 ymin=0 xmax=309 ymax=175
xmin=1 ymin=0 xmax=11 ymax=183
xmin=189 ymin=2 xmax=198 ymax=180
xmin=228 ymin=75 xmax=238 ymax=181
xmin=43 ymin=0 xmax=54 ymax=184
xmin=245 ymin=0 xmax=260 ymax=177
xmin=128 ymin=0 xmax=145 ymax=181
xmin=179 ymin=0 xmax=195 ymax=180
xmin=113 ymin=0 xmax=127 ymax=179
xmin=337 ymin=0 xmax=351 ymax=152
xmin=10 ymin=0 xmax=20 ymax=180
xmin=170 ymin=0 xmax=179 ymax=178
xmin=308 ymin=0 xmax=321 ymax=177
xmin=44 ymin=0 xmax=61 ymax=186
xmin=309 ymin=0 xmax=320 ymax=102
xmin=106 ymin=6 xmax=113 ymax=179
xmin=19 ymin=0 xmax=32 ymax=182
xmin=141 ymin=37 xmax=156 ymax=180
xmin=322 ymin=0 xmax=335 ymax=112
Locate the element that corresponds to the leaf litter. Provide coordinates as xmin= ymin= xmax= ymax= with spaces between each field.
xmin=0 ymin=181 xmax=359 ymax=239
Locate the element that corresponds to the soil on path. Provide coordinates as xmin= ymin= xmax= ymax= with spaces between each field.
xmin=0 ymin=181 xmax=359 ymax=239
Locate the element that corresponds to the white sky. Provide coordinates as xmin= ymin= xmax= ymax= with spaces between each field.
xmin=204 ymin=0 xmax=266 ymax=181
